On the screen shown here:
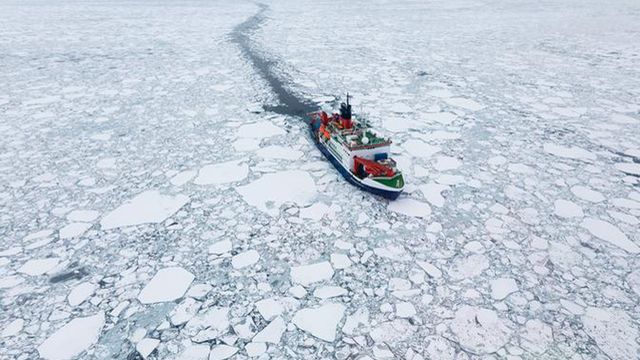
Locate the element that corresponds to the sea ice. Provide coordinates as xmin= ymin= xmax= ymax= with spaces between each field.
xmin=388 ymin=198 xmax=432 ymax=218
xmin=208 ymin=240 xmax=232 ymax=255
xmin=314 ymin=286 xmax=348 ymax=299
xmin=290 ymin=261 xmax=334 ymax=286
xmin=448 ymin=306 xmax=512 ymax=354
xmin=101 ymin=191 xmax=189 ymax=229
xmin=18 ymin=258 xmax=59 ymax=276
xmin=256 ymin=145 xmax=303 ymax=160
xmin=231 ymin=250 xmax=260 ymax=269
xmin=583 ymin=307 xmax=638 ymax=360
xmin=136 ymin=338 xmax=160 ymax=359
xmin=37 ymin=313 xmax=105 ymax=360
xmin=138 ymin=267 xmax=195 ymax=304
xmin=298 ymin=202 xmax=330 ymax=221
xmin=490 ymin=277 xmax=518 ymax=300
xmin=59 ymin=223 xmax=92 ymax=239
xmin=237 ymin=122 xmax=285 ymax=138
xmin=422 ymin=112 xmax=457 ymax=125
xmin=193 ymin=161 xmax=249 ymax=185
xmin=236 ymin=170 xmax=317 ymax=216
xmin=252 ymin=316 xmax=286 ymax=344
xmin=402 ymin=139 xmax=441 ymax=158
xmin=292 ymin=303 xmax=345 ymax=342
xmin=68 ymin=282 xmax=97 ymax=306
xmin=419 ymin=183 xmax=449 ymax=207
xmin=445 ymin=97 xmax=484 ymax=111
xmin=615 ymin=162 xmax=640 ymax=176
xmin=170 ymin=170 xmax=197 ymax=186
xmin=570 ymin=186 xmax=605 ymax=203
xmin=543 ymin=143 xmax=596 ymax=160
xmin=580 ymin=218 xmax=639 ymax=253
xmin=209 ymin=345 xmax=238 ymax=360
xmin=434 ymin=156 xmax=462 ymax=171
xmin=66 ymin=210 xmax=100 ymax=222
xmin=2 ymin=318 xmax=24 ymax=337
xmin=553 ymin=199 xmax=584 ymax=218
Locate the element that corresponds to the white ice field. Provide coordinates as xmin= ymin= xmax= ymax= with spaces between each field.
xmin=1 ymin=0 xmax=640 ymax=359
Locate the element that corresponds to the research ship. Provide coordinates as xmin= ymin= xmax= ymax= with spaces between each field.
xmin=309 ymin=94 xmax=404 ymax=199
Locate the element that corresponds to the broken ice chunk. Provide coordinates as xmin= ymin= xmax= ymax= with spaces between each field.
xmin=290 ymin=261 xmax=334 ymax=286
xmin=37 ymin=312 xmax=105 ymax=360
xmin=138 ymin=267 xmax=195 ymax=304
xmin=292 ymin=303 xmax=345 ymax=342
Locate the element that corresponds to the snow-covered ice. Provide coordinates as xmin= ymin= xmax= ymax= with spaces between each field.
xmin=100 ymin=191 xmax=189 ymax=229
xmin=290 ymin=261 xmax=334 ymax=286
xmin=292 ymin=303 xmax=346 ymax=342
xmin=37 ymin=313 xmax=105 ymax=360
xmin=138 ymin=267 xmax=195 ymax=304
xmin=193 ymin=161 xmax=249 ymax=185
xmin=236 ymin=170 xmax=317 ymax=216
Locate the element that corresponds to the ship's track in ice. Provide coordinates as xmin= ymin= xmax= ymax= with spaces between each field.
xmin=230 ymin=3 xmax=317 ymax=117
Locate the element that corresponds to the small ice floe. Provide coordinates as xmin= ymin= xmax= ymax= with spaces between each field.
xmin=490 ymin=277 xmax=518 ymax=300
xmin=245 ymin=342 xmax=267 ymax=357
xmin=68 ymin=282 xmax=97 ymax=306
xmin=445 ymin=97 xmax=484 ymax=111
xmin=395 ymin=302 xmax=417 ymax=318
xmin=18 ymin=258 xmax=59 ymax=276
xmin=543 ymin=143 xmax=596 ymax=160
xmin=59 ymin=223 xmax=92 ymax=239
xmin=23 ymin=229 xmax=53 ymax=242
xmin=170 ymin=170 xmax=197 ymax=186
xmin=298 ymin=203 xmax=330 ymax=221
xmin=508 ymin=163 xmax=534 ymax=174
xmin=193 ymin=161 xmax=249 ymax=185
xmin=402 ymin=139 xmax=441 ymax=158
xmin=2 ymin=318 xmax=24 ymax=337
xmin=615 ymin=162 xmax=640 ymax=176
xmin=389 ymin=102 xmax=413 ymax=113
xmin=136 ymin=338 xmax=159 ymax=359
xmin=583 ymin=307 xmax=638 ymax=360
xmin=422 ymin=111 xmax=457 ymax=125
xmin=209 ymin=345 xmax=238 ymax=360
xmin=252 ymin=317 xmax=286 ymax=344
xmin=236 ymin=170 xmax=317 ymax=216
xmin=255 ymin=298 xmax=284 ymax=320
xmin=231 ymin=250 xmax=260 ymax=269
xmin=290 ymin=261 xmax=334 ymax=286
xmin=313 ymin=286 xmax=347 ymax=299
xmin=66 ymin=210 xmax=100 ymax=222
xmin=433 ymin=156 xmax=462 ymax=171
xmin=138 ymin=267 xmax=195 ymax=304
xmin=96 ymin=158 xmax=117 ymax=169
xmin=246 ymin=103 xmax=264 ymax=113
xmin=37 ymin=312 xmax=105 ymax=360
xmin=292 ymin=303 xmax=346 ymax=342
xmin=448 ymin=306 xmax=512 ymax=354
xmin=178 ymin=344 xmax=210 ymax=359
xmin=330 ymin=253 xmax=352 ymax=269
xmin=388 ymin=198 xmax=431 ymax=218
xmin=520 ymin=319 xmax=553 ymax=354
xmin=256 ymin=145 xmax=303 ymax=160
xmin=553 ymin=199 xmax=584 ymax=218
xmin=417 ymin=260 xmax=442 ymax=279
xmin=237 ymin=122 xmax=285 ymax=138
xmin=419 ymin=183 xmax=449 ymax=207
xmin=570 ymin=185 xmax=605 ymax=203
xmin=580 ymin=218 xmax=639 ymax=253
xmin=100 ymin=190 xmax=189 ymax=229
xmin=208 ymin=240 xmax=232 ymax=255
xmin=233 ymin=138 xmax=261 ymax=151
xmin=448 ymin=254 xmax=489 ymax=280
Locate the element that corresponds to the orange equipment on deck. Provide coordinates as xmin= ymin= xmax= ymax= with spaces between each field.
xmin=353 ymin=156 xmax=395 ymax=177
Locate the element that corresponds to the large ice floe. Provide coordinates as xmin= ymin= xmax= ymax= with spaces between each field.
xmin=100 ymin=190 xmax=189 ymax=229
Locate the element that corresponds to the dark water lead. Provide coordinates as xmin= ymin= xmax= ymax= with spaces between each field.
xmin=230 ymin=3 xmax=317 ymax=118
